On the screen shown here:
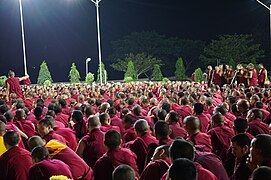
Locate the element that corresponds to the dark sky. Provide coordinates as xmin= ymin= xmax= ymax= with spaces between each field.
xmin=0 ymin=0 xmax=270 ymax=82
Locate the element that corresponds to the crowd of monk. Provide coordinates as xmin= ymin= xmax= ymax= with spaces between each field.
xmin=1 ymin=68 xmax=271 ymax=179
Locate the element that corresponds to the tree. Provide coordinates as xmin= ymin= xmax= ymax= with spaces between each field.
xmin=175 ymin=57 xmax=186 ymax=80
xmin=194 ymin=68 xmax=204 ymax=83
xmin=69 ymin=63 xmax=81 ymax=84
xmin=37 ymin=61 xmax=53 ymax=84
xmin=97 ymin=63 xmax=108 ymax=84
xmin=124 ymin=61 xmax=137 ymax=80
xmin=152 ymin=64 xmax=164 ymax=81
xmin=111 ymin=53 xmax=162 ymax=79
xmin=0 ymin=76 xmax=7 ymax=87
xmin=200 ymin=34 xmax=265 ymax=67
xmin=85 ymin=72 xmax=94 ymax=84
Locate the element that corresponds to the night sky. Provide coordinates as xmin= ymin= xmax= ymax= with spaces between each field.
xmin=0 ymin=0 xmax=270 ymax=82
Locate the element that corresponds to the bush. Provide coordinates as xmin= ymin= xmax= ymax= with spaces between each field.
xmin=85 ymin=72 xmax=94 ymax=84
xmin=0 ymin=76 xmax=7 ymax=87
xmin=175 ymin=57 xmax=186 ymax=80
xmin=43 ymin=80 xmax=52 ymax=86
xmin=124 ymin=61 xmax=137 ymax=80
xmin=37 ymin=60 xmax=53 ymax=84
xmin=162 ymin=77 xmax=169 ymax=82
xmin=69 ymin=63 xmax=81 ymax=84
xmin=194 ymin=68 xmax=204 ymax=82
xmin=152 ymin=64 xmax=164 ymax=81
xmin=124 ymin=76 xmax=133 ymax=83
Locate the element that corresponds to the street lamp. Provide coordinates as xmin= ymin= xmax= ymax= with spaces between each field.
xmin=19 ymin=0 xmax=28 ymax=75
xmin=90 ymin=0 xmax=103 ymax=84
xmin=256 ymin=0 xmax=271 ymax=48
xmin=86 ymin=57 xmax=91 ymax=76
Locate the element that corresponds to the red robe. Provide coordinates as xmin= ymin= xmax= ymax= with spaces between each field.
xmin=247 ymin=118 xmax=269 ymax=137
xmin=55 ymin=112 xmax=70 ymax=127
xmin=81 ymin=128 xmax=107 ymax=168
xmin=123 ymin=126 xmax=137 ymax=143
xmin=0 ymin=146 xmax=32 ymax=180
xmin=177 ymin=105 xmax=192 ymax=123
xmin=43 ymin=130 xmax=67 ymax=145
xmin=5 ymin=77 xmax=23 ymax=98
xmin=140 ymin=159 xmax=170 ymax=180
xmin=231 ymin=155 xmax=251 ymax=180
xmin=169 ymin=122 xmax=187 ymax=139
xmin=73 ymin=121 xmax=88 ymax=140
xmin=207 ymin=125 xmax=234 ymax=161
xmin=187 ymin=132 xmax=212 ymax=152
xmin=29 ymin=158 xmax=73 ymax=180
xmin=94 ymin=147 xmax=139 ymax=180
xmin=195 ymin=162 xmax=218 ymax=180
xmin=14 ymin=119 xmax=36 ymax=138
xmin=54 ymin=127 xmax=78 ymax=151
xmin=124 ymin=132 xmax=158 ymax=174
xmin=100 ymin=124 xmax=120 ymax=134
xmin=6 ymin=122 xmax=25 ymax=149
xmin=195 ymin=113 xmax=210 ymax=133
xmin=46 ymin=140 xmax=93 ymax=180
xmin=110 ymin=115 xmax=125 ymax=135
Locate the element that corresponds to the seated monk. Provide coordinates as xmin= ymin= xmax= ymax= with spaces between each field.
xmin=112 ymin=164 xmax=136 ymax=180
xmin=124 ymin=119 xmax=158 ymax=174
xmin=247 ymin=134 xmax=271 ymax=172
xmin=94 ymin=130 xmax=139 ymax=180
xmin=0 ymin=131 xmax=32 ymax=180
xmin=207 ymin=113 xmax=234 ymax=162
xmin=237 ymin=99 xmax=250 ymax=119
xmin=193 ymin=102 xmax=210 ymax=133
xmin=28 ymin=136 xmax=93 ymax=180
xmin=183 ymin=116 xmax=212 ymax=152
xmin=230 ymin=133 xmax=251 ymax=180
xmin=233 ymin=118 xmax=254 ymax=139
xmin=54 ymin=104 xmax=70 ymax=127
xmin=122 ymin=114 xmax=137 ymax=143
xmin=37 ymin=118 xmax=67 ymax=145
xmin=252 ymin=166 xmax=271 ymax=180
xmin=165 ymin=139 xmax=218 ymax=180
xmin=0 ymin=121 xmax=7 ymax=155
xmin=71 ymin=110 xmax=88 ymax=140
xmin=76 ymin=115 xmax=106 ymax=168
xmin=247 ymin=108 xmax=269 ymax=137
xmin=140 ymin=145 xmax=170 ymax=180
xmin=99 ymin=112 xmax=120 ymax=133
xmin=167 ymin=158 xmax=197 ymax=180
xmin=165 ymin=111 xmax=187 ymax=139
xmin=14 ymin=108 xmax=36 ymax=138
xmin=107 ymin=107 xmax=125 ymax=135
xmin=29 ymin=146 xmax=73 ymax=180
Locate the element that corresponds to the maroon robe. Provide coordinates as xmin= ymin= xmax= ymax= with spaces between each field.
xmin=177 ymin=105 xmax=192 ymax=123
xmin=140 ymin=159 xmax=170 ymax=180
xmin=81 ymin=128 xmax=107 ymax=168
xmin=249 ymin=68 xmax=258 ymax=86
xmin=0 ymin=146 xmax=32 ymax=180
xmin=46 ymin=140 xmax=93 ymax=180
xmin=169 ymin=122 xmax=187 ymax=139
xmin=207 ymin=125 xmax=234 ymax=161
xmin=258 ymin=67 xmax=266 ymax=87
xmin=196 ymin=113 xmax=210 ymax=133
xmin=110 ymin=115 xmax=125 ymax=135
xmin=55 ymin=112 xmax=70 ymax=127
xmin=187 ymin=132 xmax=212 ymax=152
xmin=29 ymin=158 xmax=73 ymax=180
xmin=14 ymin=119 xmax=36 ymax=138
xmin=124 ymin=132 xmax=158 ymax=174
xmin=5 ymin=77 xmax=23 ymax=98
xmin=231 ymin=155 xmax=251 ymax=180
xmin=195 ymin=151 xmax=229 ymax=180
xmin=123 ymin=126 xmax=137 ymax=143
xmin=5 ymin=122 xmax=25 ymax=149
xmin=73 ymin=121 xmax=88 ymax=140
xmin=94 ymin=147 xmax=139 ymax=180
xmin=247 ymin=118 xmax=269 ymax=137
xmin=24 ymin=98 xmax=34 ymax=111
xmin=195 ymin=162 xmax=218 ymax=180
xmin=43 ymin=130 xmax=67 ymax=145
xmin=54 ymin=127 xmax=78 ymax=151
xmin=100 ymin=124 xmax=120 ymax=134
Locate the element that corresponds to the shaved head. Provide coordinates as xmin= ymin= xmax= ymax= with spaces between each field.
xmin=183 ymin=116 xmax=200 ymax=133
xmin=28 ymin=136 xmax=45 ymax=151
xmin=87 ymin=115 xmax=101 ymax=128
xmin=0 ymin=121 xmax=6 ymax=134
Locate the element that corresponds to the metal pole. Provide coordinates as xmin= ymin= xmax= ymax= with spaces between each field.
xmin=19 ymin=0 xmax=28 ymax=75
xmin=270 ymin=4 xmax=271 ymax=48
xmin=86 ymin=57 xmax=91 ymax=77
xmin=104 ymin=70 xmax=106 ymax=84
xmin=91 ymin=0 xmax=103 ymax=84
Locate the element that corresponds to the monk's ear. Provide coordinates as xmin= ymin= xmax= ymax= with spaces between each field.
xmin=159 ymin=149 xmax=165 ymax=157
xmin=135 ymin=177 xmax=139 ymax=180
xmin=243 ymin=145 xmax=249 ymax=154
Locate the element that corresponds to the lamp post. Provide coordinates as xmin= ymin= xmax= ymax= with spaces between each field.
xmin=86 ymin=57 xmax=91 ymax=76
xmin=19 ymin=0 xmax=28 ymax=75
xmin=256 ymin=0 xmax=271 ymax=48
xmin=90 ymin=0 xmax=103 ymax=84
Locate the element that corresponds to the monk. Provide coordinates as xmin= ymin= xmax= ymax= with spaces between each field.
xmin=230 ymin=133 xmax=251 ymax=180
xmin=124 ymin=119 xmax=158 ymax=174
xmin=233 ymin=118 xmax=254 ymax=139
xmin=37 ymin=118 xmax=67 ymax=144
xmin=167 ymin=158 xmax=197 ymax=180
xmin=252 ymin=166 xmax=271 ymax=180
xmin=165 ymin=111 xmax=187 ymax=139
xmin=237 ymin=99 xmax=250 ymax=119
xmin=71 ymin=110 xmax=87 ymax=140
xmin=193 ymin=102 xmax=210 ymax=133
xmin=14 ymin=108 xmax=36 ymax=138
xmin=99 ymin=112 xmax=120 ymax=133
xmin=247 ymin=108 xmax=269 ymax=137
xmin=112 ymin=165 xmax=136 ymax=180
xmin=122 ymin=114 xmax=137 ymax=143
xmin=28 ymin=136 xmax=93 ymax=180
xmin=258 ymin=63 xmax=268 ymax=87
xmin=207 ymin=113 xmax=234 ymax=161
xmin=54 ymin=104 xmax=70 ymax=127
xmin=29 ymin=146 xmax=73 ymax=180
xmin=107 ymin=107 xmax=125 ymax=134
xmin=183 ymin=116 xmax=212 ymax=152
xmin=247 ymin=134 xmax=271 ymax=172
xmin=0 ymin=121 xmax=6 ymax=155
xmin=168 ymin=139 xmax=218 ymax=180
xmin=140 ymin=145 xmax=170 ymax=180
xmin=0 ymin=131 xmax=32 ymax=180
xmin=5 ymin=70 xmax=29 ymax=101
xmin=94 ymin=130 xmax=139 ymax=180
xmin=177 ymin=96 xmax=193 ymax=123
xmin=76 ymin=115 xmax=106 ymax=168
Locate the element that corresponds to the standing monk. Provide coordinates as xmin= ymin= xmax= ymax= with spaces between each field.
xmin=5 ymin=70 xmax=29 ymax=101
xmin=258 ymin=63 xmax=268 ymax=87
xmin=246 ymin=63 xmax=258 ymax=87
